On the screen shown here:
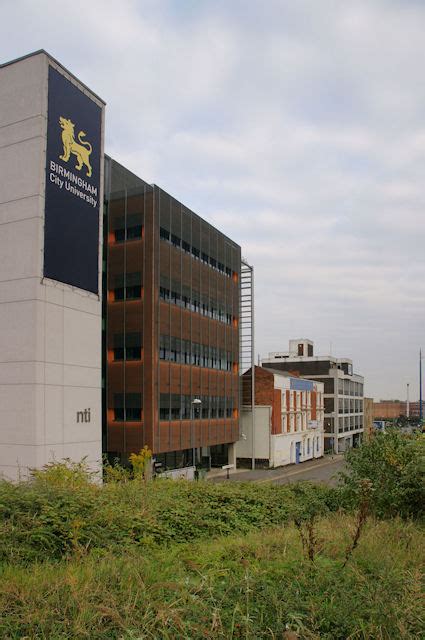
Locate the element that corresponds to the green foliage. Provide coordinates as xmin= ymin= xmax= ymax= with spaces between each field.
xmin=0 ymin=515 xmax=423 ymax=639
xmin=0 ymin=460 xmax=424 ymax=637
xmin=340 ymin=430 xmax=425 ymax=518
xmin=0 ymin=460 xmax=335 ymax=565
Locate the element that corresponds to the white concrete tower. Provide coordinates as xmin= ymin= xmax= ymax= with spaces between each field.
xmin=0 ymin=51 xmax=105 ymax=480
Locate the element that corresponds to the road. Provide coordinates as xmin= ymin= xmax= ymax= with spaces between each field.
xmin=208 ymin=455 xmax=346 ymax=486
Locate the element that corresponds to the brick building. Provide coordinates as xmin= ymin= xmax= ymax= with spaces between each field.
xmin=236 ymin=366 xmax=324 ymax=468
xmin=262 ymin=339 xmax=364 ymax=453
xmin=373 ymin=400 xmax=405 ymax=420
xmin=373 ymin=400 xmax=425 ymax=420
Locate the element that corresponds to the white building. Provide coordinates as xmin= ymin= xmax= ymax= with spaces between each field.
xmin=236 ymin=366 xmax=324 ymax=468
xmin=262 ymin=339 xmax=364 ymax=453
xmin=0 ymin=51 xmax=105 ymax=480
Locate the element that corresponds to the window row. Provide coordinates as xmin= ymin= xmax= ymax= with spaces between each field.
xmin=112 ymin=332 xmax=142 ymax=361
xmin=337 ymin=398 xmax=364 ymax=414
xmin=114 ymin=223 xmax=143 ymax=243
xmin=160 ymin=335 xmax=236 ymax=370
xmin=113 ymin=393 xmax=142 ymax=422
xmin=160 ymin=226 xmax=234 ymax=278
xmin=159 ymin=394 xmax=236 ymax=421
xmin=337 ymin=379 xmax=364 ymax=397
xmin=159 ymin=285 xmax=235 ymax=325
xmin=113 ymin=285 xmax=142 ymax=301
xmin=338 ymin=415 xmax=364 ymax=432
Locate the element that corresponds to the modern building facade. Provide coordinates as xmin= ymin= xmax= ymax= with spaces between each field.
xmin=103 ymin=158 xmax=241 ymax=471
xmin=237 ymin=366 xmax=324 ymax=467
xmin=0 ymin=50 xmax=243 ymax=480
xmin=262 ymin=339 xmax=364 ymax=453
xmin=0 ymin=51 xmax=104 ymax=480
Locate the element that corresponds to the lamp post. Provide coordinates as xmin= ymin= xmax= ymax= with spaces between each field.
xmin=191 ymin=398 xmax=202 ymax=468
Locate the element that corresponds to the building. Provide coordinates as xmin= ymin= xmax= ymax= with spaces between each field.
xmin=373 ymin=400 xmax=404 ymax=420
xmin=236 ymin=366 xmax=324 ymax=468
xmin=0 ymin=50 xmax=243 ymax=480
xmin=262 ymin=339 xmax=364 ymax=453
xmin=373 ymin=400 xmax=425 ymax=420
xmin=363 ymin=397 xmax=374 ymax=440
xmin=0 ymin=51 xmax=104 ymax=480
xmin=104 ymin=158 xmax=241 ymax=472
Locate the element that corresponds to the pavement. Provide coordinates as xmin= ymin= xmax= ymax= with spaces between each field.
xmin=206 ymin=454 xmax=346 ymax=486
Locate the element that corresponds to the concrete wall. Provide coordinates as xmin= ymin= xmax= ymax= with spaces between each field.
xmin=238 ymin=406 xmax=271 ymax=461
xmin=0 ymin=52 xmax=104 ymax=480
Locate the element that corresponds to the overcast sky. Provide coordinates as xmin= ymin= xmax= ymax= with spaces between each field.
xmin=2 ymin=0 xmax=425 ymax=401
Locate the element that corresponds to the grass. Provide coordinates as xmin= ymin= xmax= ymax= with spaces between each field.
xmin=0 ymin=514 xmax=423 ymax=639
xmin=0 ymin=457 xmax=424 ymax=639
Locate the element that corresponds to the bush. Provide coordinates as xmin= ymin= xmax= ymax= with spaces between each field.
xmin=340 ymin=430 xmax=425 ymax=519
xmin=0 ymin=461 xmax=337 ymax=564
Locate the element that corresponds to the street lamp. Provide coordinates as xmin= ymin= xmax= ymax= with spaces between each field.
xmin=191 ymin=398 xmax=202 ymax=468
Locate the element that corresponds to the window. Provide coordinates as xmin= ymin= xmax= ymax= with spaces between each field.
xmin=160 ymin=393 xmax=170 ymax=420
xmin=170 ymin=394 xmax=180 ymax=420
xmin=114 ymin=287 xmax=125 ymax=300
xmin=114 ymin=407 xmax=124 ymax=421
xmin=171 ymin=233 xmax=181 ymax=248
xmin=202 ymin=396 xmax=210 ymax=419
xmin=127 ymin=224 xmax=142 ymax=240
xmin=114 ymin=228 xmax=126 ymax=242
xmin=125 ymin=285 xmax=141 ymax=300
xmin=159 ymin=335 xmax=170 ymax=361
xmin=115 ymin=224 xmax=142 ymax=242
xmin=170 ymin=337 xmax=180 ymax=363
xmin=160 ymin=227 xmax=170 ymax=241
xmin=113 ymin=332 xmax=142 ymax=361
xmin=126 ymin=346 xmax=141 ymax=360
xmin=160 ymin=286 xmax=170 ymax=301
xmin=113 ymin=393 xmax=142 ymax=421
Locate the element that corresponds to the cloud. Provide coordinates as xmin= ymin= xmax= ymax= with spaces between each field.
xmin=1 ymin=0 xmax=424 ymax=399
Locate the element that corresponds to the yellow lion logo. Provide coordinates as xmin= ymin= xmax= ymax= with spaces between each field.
xmin=59 ymin=116 xmax=93 ymax=177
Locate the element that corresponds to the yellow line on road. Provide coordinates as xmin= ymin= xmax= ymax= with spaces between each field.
xmin=256 ymin=456 xmax=343 ymax=484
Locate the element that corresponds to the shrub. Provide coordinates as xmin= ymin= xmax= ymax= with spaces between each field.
xmin=0 ymin=461 xmax=338 ymax=564
xmin=340 ymin=430 xmax=425 ymax=519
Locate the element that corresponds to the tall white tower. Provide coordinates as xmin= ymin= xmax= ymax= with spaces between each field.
xmin=0 ymin=51 xmax=105 ymax=480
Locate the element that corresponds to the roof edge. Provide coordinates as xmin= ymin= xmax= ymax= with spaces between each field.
xmin=0 ymin=49 xmax=106 ymax=105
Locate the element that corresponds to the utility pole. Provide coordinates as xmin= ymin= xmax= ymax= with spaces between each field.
xmin=406 ymin=383 xmax=410 ymax=418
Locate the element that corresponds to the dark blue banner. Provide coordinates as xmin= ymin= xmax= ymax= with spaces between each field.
xmin=44 ymin=66 xmax=102 ymax=294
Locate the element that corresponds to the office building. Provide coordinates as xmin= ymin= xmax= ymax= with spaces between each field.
xmin=262 ymin=339 xmax=364 ymax=453
xmin=236 ymin=366 xmax=324 ymax=468
xmin=104 ymin=158 xmax=241 ymax=471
